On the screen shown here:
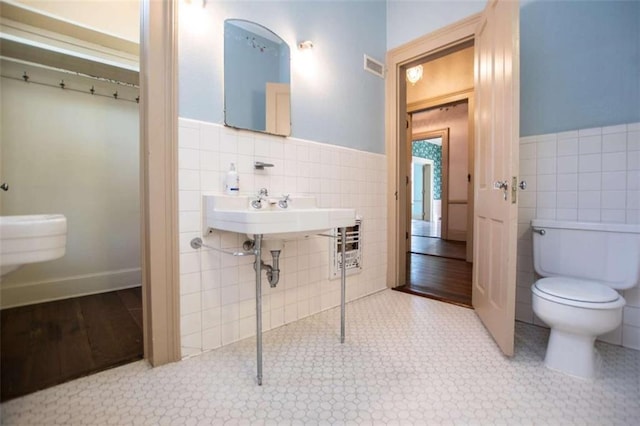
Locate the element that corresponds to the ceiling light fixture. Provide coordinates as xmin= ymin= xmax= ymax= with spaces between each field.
xmin=406 ymin=65 xmax=423 ymax=85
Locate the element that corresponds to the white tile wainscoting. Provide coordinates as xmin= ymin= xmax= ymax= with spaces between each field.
xmin=178 ymin=118 xmax=388 ymax=358
xmin=516 ymin=122 xmax=640 ymax=350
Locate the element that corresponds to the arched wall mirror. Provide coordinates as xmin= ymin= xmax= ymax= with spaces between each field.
xmin=224 ymin=19 xmax=291 ymax=137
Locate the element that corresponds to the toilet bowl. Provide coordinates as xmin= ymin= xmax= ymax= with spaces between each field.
xmin=531 ymin=220 xmax=640 ymax=379
xmin=531 ymin=277 xmax=625 ymax=378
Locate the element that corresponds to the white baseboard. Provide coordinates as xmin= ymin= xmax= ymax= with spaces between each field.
xmin=1 ymin=268 xmax=141 ymax=309
xmin=447 ymin=229 xmax=467 ymax=242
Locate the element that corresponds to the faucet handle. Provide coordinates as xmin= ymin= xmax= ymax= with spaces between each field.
xmin=278 ymin=194 xmax=290 ymax=209
xmin=251 ymin=188 xmax=269 ymax=209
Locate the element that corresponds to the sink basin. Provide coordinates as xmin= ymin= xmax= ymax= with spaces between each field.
xmin=204 ymin=195 xmax=356 ymax=240
xmin=0 ymin=214 xmax=67 ymax=277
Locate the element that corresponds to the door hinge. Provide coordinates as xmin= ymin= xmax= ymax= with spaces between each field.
xmin=467 ymin=173 xmax=471 ymax=183
xmin=394 ymin=191 xmax=398 ymax=200
xmin=406 ymin=120 xmax=409 ymax=129
xmin=406 ymin=176 xmax=409 ymax=185
xmin=406 ymin=231 xmax=409 ymax=240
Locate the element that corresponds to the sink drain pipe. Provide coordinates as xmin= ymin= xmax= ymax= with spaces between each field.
xmin=244 ymin=239 xmax=280 ymax=288
xmin=255 ymin=250 xmax=280 ymax=287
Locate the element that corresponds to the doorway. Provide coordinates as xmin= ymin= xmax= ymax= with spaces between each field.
xmin=411 ymin=137 xmax=441 ymax=240
xmin=396 ymin=100 xmax=473 ymax=307
xmin=0 ymin=2 xmax=143 ymax=401
xmin=386 ymin=2 xmax=520 ymax=356
xmin=391 ymin=29 xmax=476 ymax=305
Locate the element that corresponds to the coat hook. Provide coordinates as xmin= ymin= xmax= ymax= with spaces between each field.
xmin=22 ymin=72 xmax=29 ymax=82
xmin=90 ymin=86 xmax=95 ymax=95
xmin=59 ymin=80 xmax=65 ymax=89
xmin=113 ymin=91 xmax=118 ymax=99
xmin=135 ymin=96 xmax=140 ymax=104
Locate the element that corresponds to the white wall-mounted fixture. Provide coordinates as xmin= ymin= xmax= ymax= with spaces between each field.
xmin=298 ymin=40 xmax=314 ymax=50
xmin=295 ymin=40 xmax=316 ymax=82
xmin=406 ymin=64 xmax=423 ymax=85
xmin=1 ymin=214 xmax=68 ymax=279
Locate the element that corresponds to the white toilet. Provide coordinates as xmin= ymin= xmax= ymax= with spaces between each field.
xmin=531 ymin=219 xmax=640 ymax=379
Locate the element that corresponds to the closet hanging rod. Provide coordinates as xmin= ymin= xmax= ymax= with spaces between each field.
xmin=0 ymin=73 xmax=139 ymax=104
xmin=0 ymin=55 xmax=139 ymax=88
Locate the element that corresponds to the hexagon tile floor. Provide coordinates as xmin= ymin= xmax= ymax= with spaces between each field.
xmin=2 ymin=289 xmax=639 ymax=425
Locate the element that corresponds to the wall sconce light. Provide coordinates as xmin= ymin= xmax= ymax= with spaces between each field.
xmin=406 ymin=65 xmax=423 ymax=85
xmin=298 ymin=40 xmax=314 ymax=50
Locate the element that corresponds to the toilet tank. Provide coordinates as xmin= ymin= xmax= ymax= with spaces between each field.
xmin=531 ymin=219 xmax=640 ymax=290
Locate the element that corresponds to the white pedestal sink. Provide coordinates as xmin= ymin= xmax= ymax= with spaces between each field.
xmin=0 ymin=214 xmax=67 ymax=278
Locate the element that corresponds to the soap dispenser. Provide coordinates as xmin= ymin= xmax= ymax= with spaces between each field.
xmin=225 ymin=163 xmax=239 ymax=195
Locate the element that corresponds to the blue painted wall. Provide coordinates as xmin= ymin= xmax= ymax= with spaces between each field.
xmin=520 ymin=0 xmax=640 ymax=136
xmin=179 ymin=0 xmax=386 ymax=154
xmin=386 ymin=0 xmax=485 ymax=49
xmin=181 ymin=1 xmax=639 ymax=150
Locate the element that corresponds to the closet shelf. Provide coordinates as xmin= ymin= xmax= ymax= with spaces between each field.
xmin=0 ymin=0 xmax=139 ymax=85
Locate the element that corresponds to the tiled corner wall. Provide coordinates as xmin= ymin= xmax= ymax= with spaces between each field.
xmin=178 ymin=118 xmax=388 ymax=357
xmin=516 ymin=122 xmax=640 ymax=350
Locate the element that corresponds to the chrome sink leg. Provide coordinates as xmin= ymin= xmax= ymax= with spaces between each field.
xmin=254 ymin=234 xmax=263 ymax=386
xmin=340 ymin=227 xmax=346 ymax=344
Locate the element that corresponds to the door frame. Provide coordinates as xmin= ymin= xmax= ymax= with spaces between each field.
xmin=139 ymin=0 xmax=181 ymax=365
xmin=386 ymin=13 xmax=480 ymax=287
xmin=422 ymin=163 xmax=432 ymax=222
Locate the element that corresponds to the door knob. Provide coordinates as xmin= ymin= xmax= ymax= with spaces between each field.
xmin=519 ymin=180 xmax=527 ymax=190
xmin=494 ymin=180 xmax=508 ymax=200
xmin=494 ymin=180 xmax=508 ymax=190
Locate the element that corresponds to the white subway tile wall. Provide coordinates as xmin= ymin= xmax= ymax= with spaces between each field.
xmin=517 ymin=122 xmax=640 ymax=350
xmin=178 ymin=118 xmax=388 ymax=357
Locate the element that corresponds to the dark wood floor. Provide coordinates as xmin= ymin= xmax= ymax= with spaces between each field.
xmin=412 ymin=219 xmax=440 ymax=238
xmin=403 ymin=219 xmax=473 ymax=306
xmin=396 ymin=253 xmax=473 ymax=308
xmin=411 ymin=235 xmax=467 ymax=260
xmin=1 ymin=287 xmax=143 ymax=402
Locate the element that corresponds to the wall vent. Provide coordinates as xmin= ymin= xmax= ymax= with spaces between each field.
xmin=363 ymin=55 xmax=385 ymax=78
xmin=330 ymin=216 xmax=363 ymax=279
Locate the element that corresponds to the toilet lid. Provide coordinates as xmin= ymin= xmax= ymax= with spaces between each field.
xmin=535 ymin=277 xmax=620 ymax=303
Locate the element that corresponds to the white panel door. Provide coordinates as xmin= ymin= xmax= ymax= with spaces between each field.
xmin=472 ymin=0 xmax=520 ymax=356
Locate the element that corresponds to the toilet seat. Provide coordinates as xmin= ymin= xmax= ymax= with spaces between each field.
xmin=532 ymin=277 xmax=625 ymax=310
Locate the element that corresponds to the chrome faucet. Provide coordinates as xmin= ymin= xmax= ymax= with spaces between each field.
xmin=277 ymin=194 xmax=290 ymax=209
xmin=251 ymin=188 xmax=269 ymax=209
